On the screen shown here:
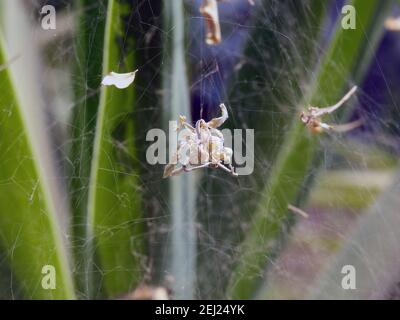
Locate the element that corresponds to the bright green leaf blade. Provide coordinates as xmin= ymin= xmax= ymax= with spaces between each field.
xmin=87 ymin=0 xmax=143 ymax=298
xmin=227 ymin=0 xmax=393 ymax=299
xmin=69 ymin=0 xmax=107 ymax=295
xmin=0 ymin=35 xmax=75 ymax=299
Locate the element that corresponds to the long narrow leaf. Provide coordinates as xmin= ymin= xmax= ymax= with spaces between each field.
xmin=162 ymin=0 xmax=197 ymax=299
xmin=69 ymin=0 xmax=107 ymax=295
xmin=0 ymin=28 xmax=74 ymax=300
xmin=87 ymin=0 xmax=143 ymax=298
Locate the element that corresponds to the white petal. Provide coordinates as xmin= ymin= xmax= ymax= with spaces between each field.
xmin=101 ymin=70 xmax=138 ymax=89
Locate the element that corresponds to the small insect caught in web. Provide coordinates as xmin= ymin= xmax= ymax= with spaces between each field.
xmin=163 ymin=103 xmax=237 ymax=178
xmin=300 ymin=86 xmax=363 ymax=134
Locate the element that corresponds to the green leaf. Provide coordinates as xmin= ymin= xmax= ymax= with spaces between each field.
xmin=0 ymin=34 xmax=74 ymax=299
xmin=308 ymin=170 xmax=395 ymax=209
xmin=69 ymin=0 xmax=107 ymax=294
xmin=308 ymin=172 xmax=400 ymax=299
xmin=227 ymin=0 xmax=393 ymax=299
xmin=162 ymin=0 xmax=197 ymax=299
xmin=87 ymin=0 xmax=143 ymax=298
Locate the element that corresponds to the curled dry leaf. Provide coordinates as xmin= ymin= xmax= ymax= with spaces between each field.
xmin=207 ymin=103 xmax=228 ymax=128
xmin=384 ymin=17 xmax=400 ymax=31
xmin=119 ymin=285 xmax=169 ymax=300
xmin=101 ymin=69 xmax=138 ymax=89
xmin=300 ymin=86 xmax=361 ymax=134
xmin=163 ymin=103 xmax=237 ymax=178
xmin=200 ymin=0 xmax=222 ymax=45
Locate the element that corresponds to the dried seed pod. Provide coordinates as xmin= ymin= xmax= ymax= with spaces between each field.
xmin=163 ymin=103 xmax=237 ymax=177
xmin=200 ymin=0 xmax=222 ymax=45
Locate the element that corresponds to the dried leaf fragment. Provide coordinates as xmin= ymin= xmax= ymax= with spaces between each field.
xmin=163 ymin=103 xmax=237 ymax=178
xmin=200 ymin=0 xmax=222 ymax=45
xmin=300 ymin=86 xmax=361 ymax=134
xmin=288 ymin=204 xmax=309 ymax=219
xmin=207 ymin=103 xmax=228 ymax=128
xmin=101 ymin=70 xmax=138 ymax=89
xmin=385 ymin=17 xmax=400 ymax=31
xmin=120 ymin=285 xmax=169 ymax=300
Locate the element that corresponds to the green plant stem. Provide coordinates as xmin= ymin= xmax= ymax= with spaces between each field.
xmin=162 ymin=0 xmax=197 ymax=299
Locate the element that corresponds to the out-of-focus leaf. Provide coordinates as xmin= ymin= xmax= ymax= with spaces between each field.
xmin=87 ymin=0 xmax=143 ymax=298
xmin=0 ymin=31 xmax=74 ymax=299
xmin=308 ymin=173 xmax=400 ymax=299
xmin=162 ymin=0 xmax=197 ymax=299
xmin=227 ymin=0 xmax=393 ymax=299
xmin=309 ymin=170 xmax=395 ymax=209
xmin=69 ymin=0 xmax=107 ymax=294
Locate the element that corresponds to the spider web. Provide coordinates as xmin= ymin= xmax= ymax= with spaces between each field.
xmin=1 ymin=0 xmax=400 ymax=300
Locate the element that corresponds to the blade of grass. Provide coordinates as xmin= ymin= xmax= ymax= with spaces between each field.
xmin=0 ymin=34 xmax=75 ymax=299
xmin=162 ymin=0 xmax=197 ymax=299
xmin=87 ymin=0 xmax=143 ymax=298
xmin=227 ymin=0 xmax=393 ymax=299
xmin=69 ymin=0 xmax=107 ymax=295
